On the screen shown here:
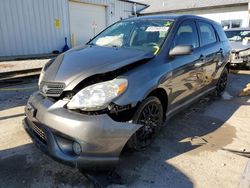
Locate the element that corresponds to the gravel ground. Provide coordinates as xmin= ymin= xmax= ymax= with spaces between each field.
xmin=0 ymin=72 xmax=249 ymax=188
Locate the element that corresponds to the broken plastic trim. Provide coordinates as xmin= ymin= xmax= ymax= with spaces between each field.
xmin=108 ymin=103 xmax=132 ymax=114
xmin=70 ymin=102 xmax=137 ymax=123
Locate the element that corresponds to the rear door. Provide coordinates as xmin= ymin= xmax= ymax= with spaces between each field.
xmin=196 ymin=21 xmax=223 ymax=88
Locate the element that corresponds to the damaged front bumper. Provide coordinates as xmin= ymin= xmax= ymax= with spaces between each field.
xmin=23 ymin=92 xmax=142 ymax=170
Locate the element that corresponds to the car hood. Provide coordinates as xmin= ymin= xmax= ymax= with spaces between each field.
xmin=42 ymin=45 xmax=154 ymax=90
xmin=230 ymin=41 xmax=250 ymax=52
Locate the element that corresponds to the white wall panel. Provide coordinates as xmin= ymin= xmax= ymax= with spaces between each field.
xmin=69 ymin=1 xmax=106 ymax=44
xmin=0 ymin=0 xmax=70 ymax=57
xmin=200 ymin=11 xmax=249 ymax=28
xmin=113 ymin=0 xmax=134 ymax=22
xmin=71 ymin=0 xmax=136 ymax=26
xmin=0 ymin=0 xmax=140 ymax=57
xmin=140 ymin=0 xmax=249 ymax=14
xmin=167 ymin=5 xmax=249 ymax=27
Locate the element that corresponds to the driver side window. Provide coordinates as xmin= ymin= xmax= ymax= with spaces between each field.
xmin=173 ymin=20 xmax=199 ymax=49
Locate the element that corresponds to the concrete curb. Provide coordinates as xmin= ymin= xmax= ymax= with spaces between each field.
xmin=0 ymin=68 xmax=41 ymax=82
xmin=0 ymin=58 xmax=49 ymax=82
xmin=0 ymin=59 xmax=49 ymax=73
xmin=240 ymin=160 xmax=250 ymax=188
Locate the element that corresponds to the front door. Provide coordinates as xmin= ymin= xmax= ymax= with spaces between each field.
xmin=168 ymin=20 xmax=204 ymax=110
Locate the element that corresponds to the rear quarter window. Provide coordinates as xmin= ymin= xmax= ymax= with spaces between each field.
xmin=214 ymin=24 xmax=228 ymax=41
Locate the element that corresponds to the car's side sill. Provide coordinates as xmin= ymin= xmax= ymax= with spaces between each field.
xmin=166 ymin=86 xmax=216 ymax=120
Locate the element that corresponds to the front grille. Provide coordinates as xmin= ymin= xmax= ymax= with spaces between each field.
xmin=40 ymin=81 xmax=65 ymax=97
xmin=29 ymin=121 xmax=47 ymax=144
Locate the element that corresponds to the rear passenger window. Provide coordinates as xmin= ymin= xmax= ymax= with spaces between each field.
xmin=173 ymin=20 xmax=199 ymax=49
xmin=198 ymin=22 xmax=217 ymax=46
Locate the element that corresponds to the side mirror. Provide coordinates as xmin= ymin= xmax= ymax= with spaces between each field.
xmin=169 ymin=45 xmax=193 ymax=56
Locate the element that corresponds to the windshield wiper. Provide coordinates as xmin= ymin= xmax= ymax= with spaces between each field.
xmin=88 ymin=43 xmax=95 ymax=46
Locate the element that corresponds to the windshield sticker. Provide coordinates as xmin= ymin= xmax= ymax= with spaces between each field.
xmin=146 ymin=26 xmax=170 ymax=32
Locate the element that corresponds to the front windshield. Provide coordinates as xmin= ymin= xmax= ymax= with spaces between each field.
xmin=225 ymin=30 xmax=250 ymax=41
xmin=89 ymin=19 xmax=174 ymax=54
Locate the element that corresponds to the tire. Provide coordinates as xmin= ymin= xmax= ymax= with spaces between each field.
xmin=128 ymin=96 xmax=164 ymax=151
xmin=214 ymin=67 xmax=228 ymax=97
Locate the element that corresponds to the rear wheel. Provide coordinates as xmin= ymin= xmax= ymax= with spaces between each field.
xmin=128 ymin=96 xmax=164 ymax=150
xmin=215 ymin=68 xmax=228 ymax=97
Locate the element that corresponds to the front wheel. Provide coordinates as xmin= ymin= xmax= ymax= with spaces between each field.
xmin=128 ymin=96 xmax=164 ymax=151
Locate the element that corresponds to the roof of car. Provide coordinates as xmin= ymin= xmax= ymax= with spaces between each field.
xmin=128 ymin=14 xmax=182 ymax=20
xmin=225 ymin=27 xmax=250 ymax=31
xmin=126 ymin=14 xmax=219 ymax=25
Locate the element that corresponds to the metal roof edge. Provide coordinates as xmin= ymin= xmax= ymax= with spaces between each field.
xmin=118 ymin=0 xmax=148 ymax=7
xmin=140 ymin=2 xmax=248 ymax=14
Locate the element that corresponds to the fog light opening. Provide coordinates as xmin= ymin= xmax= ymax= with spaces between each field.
xmin=73 ymin=142 xmax=82 ymax=155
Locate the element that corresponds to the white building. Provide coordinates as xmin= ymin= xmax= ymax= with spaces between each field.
xmin=0 ymin=0 xmax=147 ymax=58
xmin=138 ymin=0 xmax=250 ymax=29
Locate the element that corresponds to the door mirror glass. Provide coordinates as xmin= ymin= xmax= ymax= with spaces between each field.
xmin=169 ymin=45 xmax=193 ymax=56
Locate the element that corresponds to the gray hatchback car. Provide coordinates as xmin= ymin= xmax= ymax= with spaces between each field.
xmin=23 ymin=15 xmax=230 ymax=171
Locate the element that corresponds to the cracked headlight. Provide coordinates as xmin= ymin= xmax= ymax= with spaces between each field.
xmin=67 ymin=78 xmax=128 ymax=111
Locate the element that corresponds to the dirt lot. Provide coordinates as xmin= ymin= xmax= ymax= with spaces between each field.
xmin=0 ymin=72 xmax=250 ymax=188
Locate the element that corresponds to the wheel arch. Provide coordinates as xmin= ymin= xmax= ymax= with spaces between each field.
xmin=146 ymin=88 xmax=168 ymax=118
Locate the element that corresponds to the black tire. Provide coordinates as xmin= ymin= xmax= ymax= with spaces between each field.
xmin=214 ymin=67 xmax=228 ymax=97
xmin=128 ymin=96 xmax=164 ymax=151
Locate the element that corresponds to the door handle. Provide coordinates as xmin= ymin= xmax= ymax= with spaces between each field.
xmin=199 ymin=54 xmax=205 ymax=61
xmin=217 ymin=48 xmax=223 ymax=55
xmin=195 ymin=55 xmax=205 ymax=67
